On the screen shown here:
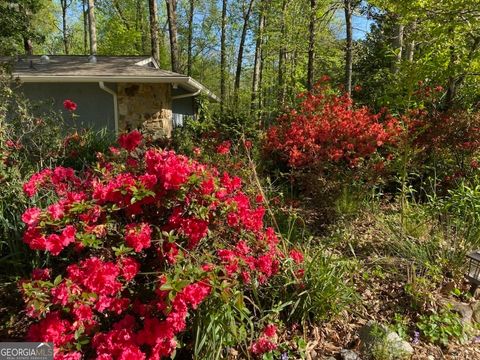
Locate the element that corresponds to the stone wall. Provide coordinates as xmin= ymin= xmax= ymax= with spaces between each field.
xmin=117 ymin=83 xmax=173 ymax=138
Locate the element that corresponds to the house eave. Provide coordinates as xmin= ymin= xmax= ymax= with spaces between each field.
xmin=13 ymin=74 xmax=219 ymax=102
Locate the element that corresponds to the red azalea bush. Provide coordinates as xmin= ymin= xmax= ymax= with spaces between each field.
xmin=265 ymin=82 xmax=401 ymax=169
xmin=402 ymin=107 xmax=480 ymax=186
xmin=19 ymin=131 xmax=302 ymax=359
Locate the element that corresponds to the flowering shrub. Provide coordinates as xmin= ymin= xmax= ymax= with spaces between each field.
xmin=63 ymin=99 xmax=77 ymax=112
xmin=19 ymin=131 xmax=303 ymax=359
xmin=265 ymin=82 xmax=401 ymax=169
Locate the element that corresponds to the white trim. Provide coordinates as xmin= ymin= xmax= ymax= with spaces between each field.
xmin=98 ymin=81 xmax=119 ymax=134
xmin=134 ymin=57 xmax=160 ymax=69
xmin=172 ymin=89 xmax=201 ymax=100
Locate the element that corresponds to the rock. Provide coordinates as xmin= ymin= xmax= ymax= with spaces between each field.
xmin=307 ymin=349 xmax=319 ymax=360
xmin=472 ymin=301 xmax=480 ymax=323
xmin=359 ymin=321 xmax=413 ymax=359
xmin=385 ymin=331 xmax=414 ymax=355
xmin=451 ymin=302 xmax=473 ymax=324
xmin=340 ymin=349 xmax=361 ymax=360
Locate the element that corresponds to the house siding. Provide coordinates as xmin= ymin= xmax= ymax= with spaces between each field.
xmin=117 ymin=83 xmax=172 ymax=138
xmin=19 ymin=82 xmax=116 ymax=132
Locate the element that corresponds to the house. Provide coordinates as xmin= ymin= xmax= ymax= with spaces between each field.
xmin=0 ymin=55 xmax=218 ymax=137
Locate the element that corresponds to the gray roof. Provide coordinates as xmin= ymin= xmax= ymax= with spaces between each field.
xmin=0 ymin=55 xmax=218 ymax=101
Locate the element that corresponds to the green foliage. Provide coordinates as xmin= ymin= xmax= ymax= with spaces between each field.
xmin=283 ymin=250 xmax=357 ymax=323
xmin=365 ymin=0 xmax=480 ymax=110
xmin=390 ymin=314 xmax=410 ymax=341
xmin=193 ymin=292 xmax=254 ymax=359
xmin=417 ymin=306 xmax=469 ymax=346
xmin=0 ymin=0 xmax=46 ymax=55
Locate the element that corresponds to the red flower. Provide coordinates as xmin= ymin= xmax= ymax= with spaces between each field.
xmin=118 ymin=257 xmax=140 ymax=281
xmin=27 ymin=311 xmax=74 ymax=347
xmin=32 ymin=268 xmax=51 ymax=281
xmin=289 ymin=249 xmax=304 ymax=264
xmin=63 ymin=99 xmax=77 ymax=112
xmin=118 ymin=131 xmax=143 ymax=152
xmin=125 ymin=223 xmax=152 ymax=252
xmin=22 ymin=207 xmax=42 ymax=227
xmin=263 ymin=324 xmax=277 ymax=338
xmin=216 ymin=140 xmax=231 ymax=155
xmin=250 ymin=337 xmax=277 ymax=355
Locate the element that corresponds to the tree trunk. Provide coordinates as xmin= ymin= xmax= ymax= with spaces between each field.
xmin=61 ymin=0 xmax=69 ymax=54
xmin=278 ymin=0 xmax=288 ymax=106
xmin=251 ymin=0 xmax=265 ymax=111
xmin=445 ymin=36 xmax=480 ymax=109
xmin=307 ymin=0 xmax=316 ymax=90
xmin=392 ymin=22 xmax=404 ymax=73
xmin=234 ymin=0 xmax=255 ymax=105
xmin=88 ymin=0 xmax=97 ymax=55
xmin=23 ymin=37 xmax=33 ymax=55
xmin=148 ymin=0 xmax=160 ymax=62
xmin=83 ymin=0 xmax=88 ymax=54
xmin=187 ymin=0 xmax=195 ymax=76
xmin=139 ymin=1 xmax=147 ymax=54
xmin=406 ymin=21 xmax=416 ymax=62
xmin=166 ymin=0 xmax=179 ymax=72
xmin=344 ymin=0 xmax=353 ymax=95
xmin=220 ymin=0 xmax=228 ymax=108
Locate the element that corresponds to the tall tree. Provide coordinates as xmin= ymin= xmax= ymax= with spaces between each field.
xmin=391 ymin=20 xmax=404 ymax=73
xmin=251 ymin=0 xmax=266 ymax=111
xmin=186 ymin=0 xmax=195 ymax=76
xmin=148 ymin=0 xmax=160 ymax=62
xmin=60 ymin=0 xmax=72 ymax=54
xmin=233 ymin=0 xmax=255 ymax=105
xmin=278 ymin=0 xmax=288 ymax=106
xmin=220 ymin=0 xmax=228 ymax=107
xmin=83 ymin=0 xmax=88 ymax=54
xmin=344 ymin=0 xmax=353 ymax=95
xmin=88 ymin=0 xmax=97 ymax=55
xmin=307 ymin=0 xmax=317 ymax=90
xmin=166 ymin=0 xmax=179 ymax=72
xmin=405 ymin=21 xmax=416 ymax=62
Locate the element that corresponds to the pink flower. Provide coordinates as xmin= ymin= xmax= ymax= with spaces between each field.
xmin=118 ymin=257 xmax=140 ymax=281
xmin=250 ymin=337 xmax=277 ymax=355
xmin=125 ymin=223 xmax=152 ymax=252
xmin=118 ymin=131 xmax=143 ymax=152
xmin=63 ymin=99 xmax=77 ymax=112
xmin=289 ymin=249 xmax=304 ymax=264
xmin=22 ymin=207 xmax=42 ymax=227
xmin=47 ymin=203 xmax=65 ymax=221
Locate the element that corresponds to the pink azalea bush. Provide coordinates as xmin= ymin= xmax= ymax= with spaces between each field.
xmin=19 ymin=130 xmax=303 ymax=359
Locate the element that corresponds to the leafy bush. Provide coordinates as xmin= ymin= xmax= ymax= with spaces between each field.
xmin=417 ymin=307 xmax=468 ymax=346
xmin=264 ymin=81 xmax=400 ymax=169
xmin=18 ymin=131 xmax=305 ymax=359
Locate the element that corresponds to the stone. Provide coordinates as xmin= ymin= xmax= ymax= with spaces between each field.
xmin=359 ymin=321 xmax=413 ymax=359
xmin=340 ymin=349 xmax=360 ymax=360
xmin=451 ymin=302 xmax=473 ymax=324
xmin=117 ymin=83 xmax=172 ymax=138
xmin=472 ymin=301 xmax=480 ymax=323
